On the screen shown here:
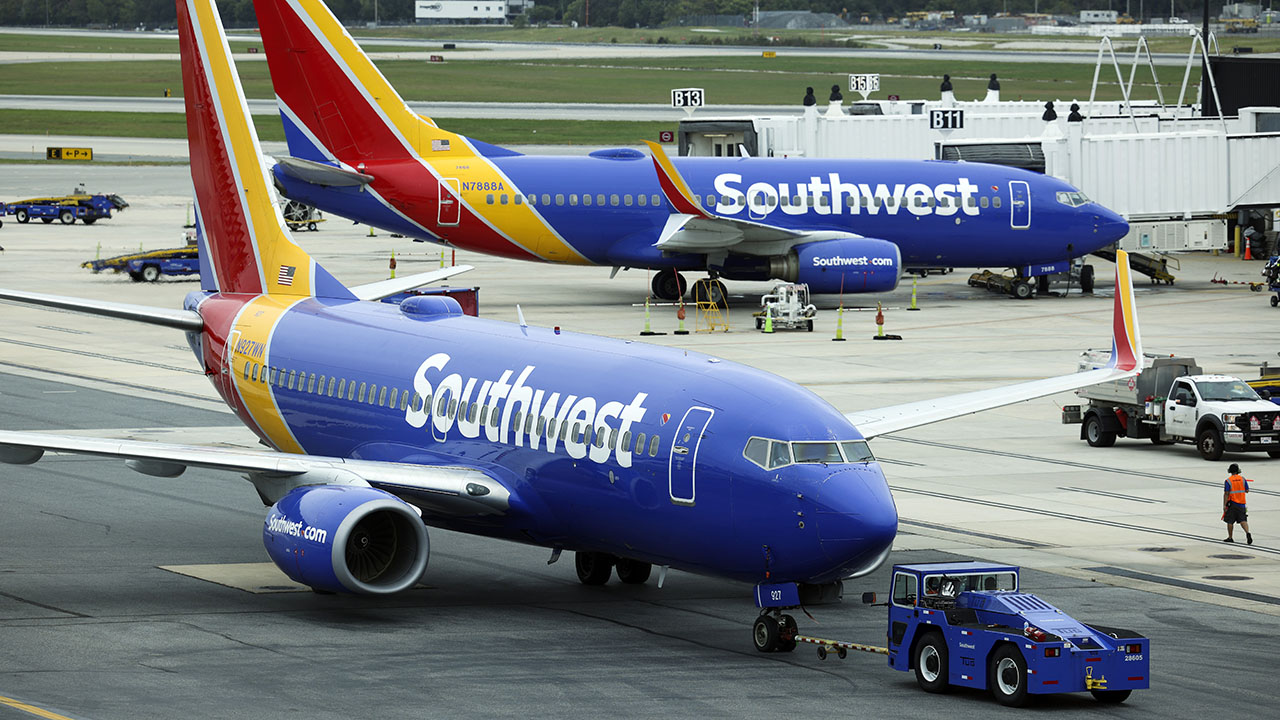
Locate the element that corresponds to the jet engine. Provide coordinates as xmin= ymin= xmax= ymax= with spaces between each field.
xmin=263 ymin=485 xmax=429 ymax=594
xmin=792 ymin=237 xmax=901 ymax=294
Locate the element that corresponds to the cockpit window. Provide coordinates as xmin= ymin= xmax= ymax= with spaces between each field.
xmin=1055 ymin=191 xmax=1090 ymax=208
xmin=793 ymin=442 xmax=842 ymax=464
xmin=767 ymin=441 xmax=792 ymax=470
xmin=743 ymin=437 xmax=769 ymax=467
xmin=743 ymin=437 xmax=877 ymax=470
xmin=841 ymin=441 xmax=875 ymax=463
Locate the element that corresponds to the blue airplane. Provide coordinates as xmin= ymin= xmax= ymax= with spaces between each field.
xmin=256 ymin=0 xmax=1128 ymax=303
xmin=0 ymin=0 xmax=1143 ymax=651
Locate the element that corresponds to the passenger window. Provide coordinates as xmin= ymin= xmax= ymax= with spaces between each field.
xmin=980 ymin=196 xmax=989 ymax=208
xmin=399 ymin=392 xmax=408 ymax=411
xmin=480 ymin=405 xmax=489 ymax=426
xmin=818 ymin=196 xmax=829 ymax=207
xmin=637 ymin=194 xmax=647 ymax=207
xmin=317 ymin=375 xmax=326 ymax=393
xmin=486 ymin=193 xmax=494 ymax=205
xmin=490 ymin=407 xmax=500 ymax=427
xmin=621 ymin=430 xmax=632 ymax=450
xmin=525 ymin=194 xmax=534 ymax=206
xmin=546 ymin=419 xmax=556 ymax=437
xmin=346 ymin=380 xmax=356 ymax=401
xmin=269 ymin=367 xmax=278 ymax=385
xmin=636 ymin=431 xmax=646 ymax=454
xmin=448 ymin=398 xmax=457 ymax=418
xmin=327 ymin=377 xmax=336 ymax=397
xmin=806 ymin=196 xmax=815 ymax=207
xmin=993 ymin=196 xmax=1002 ymax=209
xmin=967 ymin=196 xmax=977 ymax=208
xmin=555 ymin=194 xmax=564 ymax=206
xmin=597 ymin=194 xmax=606 ymax=206
xmin=437 ymin=396 xmax=448 ymax=416
xmin=307 ymin=374 xmax=316 ymax=393
xmin=241 ymin=362 xmax=250 ymax=380
xmin=581 ymin=424 xmax=590 ymax=444
xmin=251 ymin=364 xmax=259 ymax=381
xmin=845 ymin=196 xmax=856 ymax=208
xmin=543 ymin=194 xmax=551 ymax=205
xmin=560 ymin=421 xmax=569 ymax=441
xmin=537 ymin=415 xmax=547 ymax=435
xmin=583 ymin=194 xmax=592 ymax=206
xmin=337 ymin=378 xmax=346 ymax=398
xmin=608 ymin=428 xmax=617 ymax=449
xmin=358 ymin=382 xmax=367 ymax=403
xmin=610 ymin=194 xmax=620 ymax=206
xmin=500 ymin=194 xmax=509 ymax=205
xmin=287 ymin=370 xmax=296 ymax=390
xmin=569 ymin=195 xmax=578 ymax=206
xmin=651 ymin=194 xmax=661 ymax=206
xmin=649 ymin=435 xmax=659 ymax=457
xmin=892 ymin=573 xmax=918 ymax=607
xmin=767 ymin=441 xmax=792 ymax=469
xmin=624 ymin=194 xmax=633 ymax=206
xmin=743 ymin=437 xmax=769 ymax=468
xmin=378 ymin=387 xmax=388 ymax=406
xmin=525 ymin=414 xmax=534 ymax=434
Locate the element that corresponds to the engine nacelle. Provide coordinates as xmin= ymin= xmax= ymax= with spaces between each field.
xmin=793 ymin=238 xmax=901 ymax=294
xmin=263 ymin=485 xmax=429 ymax=595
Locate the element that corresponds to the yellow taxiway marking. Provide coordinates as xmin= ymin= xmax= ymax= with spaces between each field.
xmin=0 ymin=694 xmax=79 ymax=720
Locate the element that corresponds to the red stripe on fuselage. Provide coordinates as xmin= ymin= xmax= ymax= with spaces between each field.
xmin=198 ymin=294 xmax=270 ymax=442
xmin=651 ymin=160 xmax=703 ymax=217
xmin=259 ymin=2 xmax=541 ymax=262
xmin=178 ymin=0 xmax=264 ymax=294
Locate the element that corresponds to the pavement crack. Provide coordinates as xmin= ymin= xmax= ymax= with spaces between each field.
xmin=39 ymin=510 xmax=111 ymax=535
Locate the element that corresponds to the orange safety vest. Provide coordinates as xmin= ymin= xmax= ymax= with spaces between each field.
xmin=1226 ymin=474 xmax=1248 ymax=505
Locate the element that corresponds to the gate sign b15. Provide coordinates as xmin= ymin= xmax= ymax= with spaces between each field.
xmin=671 ymin=88 xmax=705 ymax=108
xmin=848 ymin=74 xmax=880 ymax=93
xmin=929 ymin=109 xmax=965 ymax=130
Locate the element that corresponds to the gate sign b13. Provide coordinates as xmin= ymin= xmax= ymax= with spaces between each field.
xmin=671 ymin=88 xmax=705 ymax=108
xmin=929 ymin=109 xmax=965 ymax=130
xmin=848 ymin=74 xmax=880 ymax=93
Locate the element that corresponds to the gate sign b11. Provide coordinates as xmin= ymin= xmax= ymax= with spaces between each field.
xmin=929 ymin=109 xmax=965 ymax=130
xmin=670 ymin=88 xmax=705 ymax=109
xmin=848 ymin=74 xmax=880 ymax=93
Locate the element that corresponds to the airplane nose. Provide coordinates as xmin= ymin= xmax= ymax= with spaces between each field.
xmin=1095 ymin=208 xmax=1129 ymax=244
xmin=810 ymin=466 xmax=898 ymax=580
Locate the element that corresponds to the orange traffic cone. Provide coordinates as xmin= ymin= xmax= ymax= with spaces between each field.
xmin=1245 ymin=241 xmax=1254 ymax=261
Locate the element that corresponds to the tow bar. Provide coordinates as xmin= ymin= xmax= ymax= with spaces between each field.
xmin=794 ymin=634 xmax=889 ymax=661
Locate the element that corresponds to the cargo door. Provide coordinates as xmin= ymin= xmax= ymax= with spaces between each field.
xmin=437 ymin=178 xmax=461 ymax=227
xmin=668 ymin=406 xmax=714 ymax=506
xmin=1009 ymin=180 xmax=1030 ymax=229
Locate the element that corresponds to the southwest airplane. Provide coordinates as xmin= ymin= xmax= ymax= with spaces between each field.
xmin=256 ymin=0 xmax=1129 ymax=302
xmin=0 ymin=0 xmax=1143 ymax=652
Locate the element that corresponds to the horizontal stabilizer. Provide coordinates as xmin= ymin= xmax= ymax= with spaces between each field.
xmin=349 ymin=265 xmax=475 ymax=302
xmin=274 ymin=156 xmax=373 ymax=187
xmin=0 ymin=288 xmax=203 ymax=331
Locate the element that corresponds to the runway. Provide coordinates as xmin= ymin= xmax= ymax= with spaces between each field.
xmin=1 ymin=165 xmax=1278 ymax=718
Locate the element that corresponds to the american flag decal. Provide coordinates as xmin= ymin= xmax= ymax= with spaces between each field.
xmin=432 ymin=139 xmax=450 ymax=151
xmin=278 ymin=265 xmax=296 ymax=286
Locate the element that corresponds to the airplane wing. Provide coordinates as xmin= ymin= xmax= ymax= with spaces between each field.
xmin=349 ymin=265 xmax=475 ymax=302
xmin=845 ymin=252 xmax=1143 ymax=439
xmin=274 ymin=155 xmax=373 ymax=187
xmin=646 ymin=141 xmax=856 ymax=257
xmin=0 ymin=430 xmax=510 ymax=517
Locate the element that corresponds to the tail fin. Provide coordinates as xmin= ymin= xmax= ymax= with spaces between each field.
xmin=1109 ymin=249 xmax=1143 ymax=371
xmin=254 ymin=0 xmax=487 ymax=165
xmin=178 ymin=0 xmax=353 ymax=299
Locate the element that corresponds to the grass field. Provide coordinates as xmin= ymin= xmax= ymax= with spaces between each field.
xmin=0 ymin=31 xmax=442 ymax=54
xmin=0 ymin=54 xmax=1181 ymax=105
xmin=0 ymin=109 xmax=674 ymax=146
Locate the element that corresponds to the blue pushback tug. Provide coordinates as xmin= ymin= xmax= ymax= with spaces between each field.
xmin=886 ymin=562 xmax=1149 ymax=706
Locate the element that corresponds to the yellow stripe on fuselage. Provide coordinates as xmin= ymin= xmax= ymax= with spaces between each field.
xmin=289 ymin=0 xmax=586 ymax=264
xmin=228 ymin=296 xmax=306 ymax=454
xmin=193 ymin=0 xmax=315 ymax=294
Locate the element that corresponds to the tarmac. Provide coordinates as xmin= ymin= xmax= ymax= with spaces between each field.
xmin=1 ymin=162 xmax=1279 ymax=718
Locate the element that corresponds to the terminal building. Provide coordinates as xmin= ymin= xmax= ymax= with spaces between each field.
xmin=414 ymin=0 xmax=531 ymax=25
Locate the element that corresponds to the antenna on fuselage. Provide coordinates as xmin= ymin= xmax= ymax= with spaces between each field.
xmin=516 ymin=304 xmax=528 ymax=335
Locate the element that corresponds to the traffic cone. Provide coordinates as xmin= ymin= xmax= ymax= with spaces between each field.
xmin=832 ymin=305 xmax=846 ymax=341
xmin=674 ymin=303 xmax=689 ymax=335
xmin=1245 ymin=241 xmax=1254 ymax=261
xmin=367 ymin=225 xmax=376 ymax=237
xmin=439 ymin=250 xmax=445 ymax=268
xmin=640 ymin=298 xmax=665 ymax=336
xmin=874 ymin=301 xmax=903 ymax=340
xmin=763 ymin=309 xmax=774 ymax=333
xmin=389 ymin=251 xmax=397 ymax=279
xmin=908 ymin=276 xmax=921 ymax=310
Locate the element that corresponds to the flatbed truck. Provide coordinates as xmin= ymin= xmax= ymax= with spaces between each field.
xmin=4 ymin=193 xmax=128 ymax=225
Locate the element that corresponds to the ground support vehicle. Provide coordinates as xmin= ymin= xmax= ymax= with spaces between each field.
xmin=967 ymin=260 xmax=1094 ymax=299
xmin=82 ymin=246 xmax=199 ymax=282
xmin=752 ymin=562 xmax=1148 ymax=707
xmin=5 ymin=193 xmax=127 ymax=225
xmin=1264 ymin=256 xmax=1280 ymax=307
xmin=282 ymin=200 xmax=325 ymax=232
xmin=1092 ymin=248 xmax=1176 ymax=285
xmin=753 ymin=282 xmax=815 ymax=331
xmin=1064 ymin=352 xmax=1280 ymax=460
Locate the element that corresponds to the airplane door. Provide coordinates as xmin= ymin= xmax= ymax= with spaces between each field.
xmin=438 ymin=178 xmax=461 ymax=227
xmin=669 ymin=406 xmax=714 ymax=506
xmin=1009 ymin=180 xmax=1030 ymax=229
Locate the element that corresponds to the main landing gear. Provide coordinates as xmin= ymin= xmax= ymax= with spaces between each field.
xmin=650 ymin=269 xmax=727 ymax=307
xmin=574 ymin=551 xmax=652 ymax=585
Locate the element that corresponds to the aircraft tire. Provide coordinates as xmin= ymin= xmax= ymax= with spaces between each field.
xmin=1080 ymin=264 xmax=1095 ymax=294
xmin=1013 ymin=280 xmax=1034 ymax=300
xmin=651 ymin=269 xmax=686 ymax=301
xmin=574 ymin=551 xmax=614 ymax=585
xmin=614 ymin=558 xmax=651 ymax=584
xmin=752 ymin=615 xmax=780 ymax=652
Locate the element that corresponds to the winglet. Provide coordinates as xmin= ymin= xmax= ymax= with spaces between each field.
xmin=1108 ymin=250 xmax=1142 ymax=372
xmin=644 ymin=141 xmax=713 ymax=219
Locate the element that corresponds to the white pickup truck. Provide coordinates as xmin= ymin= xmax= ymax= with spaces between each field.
xmin=1063 ymin=353 xmax=1280 ymax=460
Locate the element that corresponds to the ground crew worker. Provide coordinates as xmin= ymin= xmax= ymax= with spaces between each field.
xmin=1223 ymin=463 xmax=1253 ymax=545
